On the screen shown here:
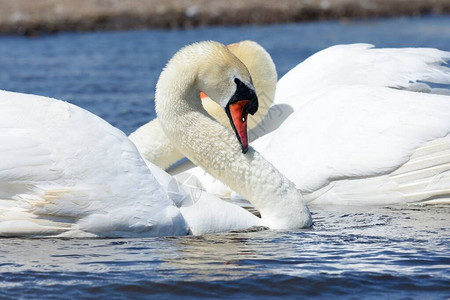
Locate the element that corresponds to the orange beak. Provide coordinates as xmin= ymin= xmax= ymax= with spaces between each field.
xmin=202 ymin=83 xmax=257 ymax=154
xmin=226 ymin=99 xmax=251 ymax=153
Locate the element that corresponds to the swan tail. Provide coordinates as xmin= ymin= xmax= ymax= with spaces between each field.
xmin=0 ymin=187 xmax=92 ymax=237
xmin=0 ymin=199 xmax=76 ymax=237
xmin=391 ymin=136 xmax=450 ymax=205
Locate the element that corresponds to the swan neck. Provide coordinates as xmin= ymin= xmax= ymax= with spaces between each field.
xmin=156 ymin=58 xmax=311 ymax=229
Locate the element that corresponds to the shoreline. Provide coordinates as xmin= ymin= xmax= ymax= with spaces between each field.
xmin=1 ymin=0 xmax=450 ymax=36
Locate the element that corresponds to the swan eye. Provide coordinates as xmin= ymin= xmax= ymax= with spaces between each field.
xmin=242 ymin=117 xmax=246 ymax=122
xmin=234 ymin=78 xmax=241 ymax=85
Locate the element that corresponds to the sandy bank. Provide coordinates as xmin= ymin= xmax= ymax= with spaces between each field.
xmin=1 ymin=0 xmax=449 ymax=35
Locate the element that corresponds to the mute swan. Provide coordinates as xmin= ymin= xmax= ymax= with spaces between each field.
xmin=253 ymin=44 xmax=450 ymax=205
xmin=129 ymin=40 xmax=277 ymax=170
xmin=172 ymin=44 xmax=450 ymax=206
xmin=0 ymin=41 xmax=310 ymax=237
xmin=155 ymin=41 xmax=311 ymax=229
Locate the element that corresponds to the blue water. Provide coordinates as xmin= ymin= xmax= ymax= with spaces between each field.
xmin=1 ymin=16 xmax=450 ymax=298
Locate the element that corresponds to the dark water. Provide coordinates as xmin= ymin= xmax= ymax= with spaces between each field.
xmin=1 ymin=16 xmax=450 ymax=298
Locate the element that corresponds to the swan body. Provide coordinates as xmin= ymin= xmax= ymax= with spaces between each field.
xmin=129 ymin=40 xmax=277 ymax=170
xmin=255 ymin=85 xmax=450 ymax=205
xmin=0 ymin=90 xmax=263 ymax=237
xmin=172 ymin=44 xmax=450 ymax=206
xmin=0 ymin=91 xmax=183 ymax=237
xmin=253 ymin=44 xmax=450 ymax=205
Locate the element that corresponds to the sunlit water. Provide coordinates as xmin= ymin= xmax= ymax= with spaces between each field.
xmin=0 ymin=16 xmax=449 ymax=298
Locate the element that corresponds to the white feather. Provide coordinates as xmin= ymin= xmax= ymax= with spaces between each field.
xmin=0 ymin=90 xmax=262 ymax=237
xmin=253 ymin=44 xmax=450 ymax=205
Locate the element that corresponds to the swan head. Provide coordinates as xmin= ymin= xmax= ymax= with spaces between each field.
xmin=200 ymin=40 xmax=277 ymax=138
xmin=194 ymin=42 xmax=259 ymax=153
xmin=157 ymin=41 xmax=259 ymax=153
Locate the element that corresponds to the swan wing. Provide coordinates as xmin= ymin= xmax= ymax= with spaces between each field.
xmin=254 ymin=85 xmax=450 ymax=205
xmin=0 ymin=90 xmax=187 ymax=237
xmin=276 ymin=44 xmax=450 ymax=109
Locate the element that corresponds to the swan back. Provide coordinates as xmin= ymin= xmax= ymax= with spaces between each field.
xmin=0 ymin=90 xmax=187 ymax=237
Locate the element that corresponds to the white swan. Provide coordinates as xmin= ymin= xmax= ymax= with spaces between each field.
xmin=0 ymin=41 xmax=310 ymax=237
xmin=253 ymin=44 xmax=450 ymax=205
xmin=155 ymin=41 xmax=310 ymax=229
xmin=129 ymin=40 xmax=277 ymax=170
xmin=171 ymin=44 xmax=450 ymax=206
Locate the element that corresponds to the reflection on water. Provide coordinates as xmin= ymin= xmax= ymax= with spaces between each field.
xmin=0 ymin=15 xmax=450 ymax=298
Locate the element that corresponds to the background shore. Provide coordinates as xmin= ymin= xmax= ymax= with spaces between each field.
xmin=1 ymin=0 xmax=450 ymax=36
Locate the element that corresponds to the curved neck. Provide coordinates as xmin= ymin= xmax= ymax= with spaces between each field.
xmin=156 ymin=65 xmax=311 ymax=229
